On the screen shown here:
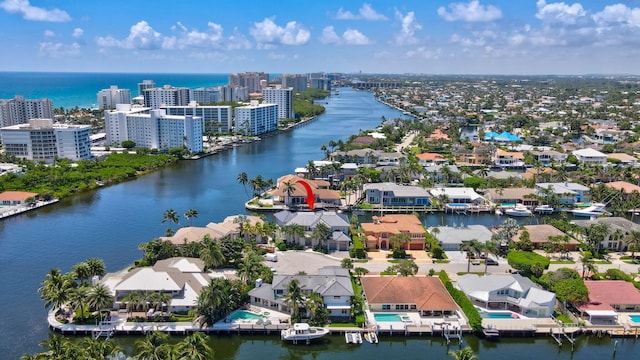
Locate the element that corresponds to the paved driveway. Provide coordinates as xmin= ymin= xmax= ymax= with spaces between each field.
xmin=264 ymin=250 xmax=341 ymax=275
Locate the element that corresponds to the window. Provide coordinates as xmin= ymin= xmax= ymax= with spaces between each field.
xmin=334 ymin=296 xmax=341 ymax=299
xmin=341 ymin=309 xmax=349 ymax=314
xmin=382 ymin=304 xmax=390 ymax=310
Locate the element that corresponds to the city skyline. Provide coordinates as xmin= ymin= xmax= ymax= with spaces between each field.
xmin=0 ymin=0 xmax=638 ymax=75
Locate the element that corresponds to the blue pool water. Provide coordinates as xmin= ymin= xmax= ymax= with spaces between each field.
xmin=447 ymin=203 xmax=469 ymax=207
xmin=374 ymin=313 xmax=402 ymax=322
xmin=228 ymin=310 xmax=264 ymax=320
xmin=629 ymin=315 xmax=640 ymax=323
xmin=480 ymin=310 xmax=519 ymax=319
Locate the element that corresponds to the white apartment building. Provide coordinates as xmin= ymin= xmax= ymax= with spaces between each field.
xmin=163 ymin=103 xmax=232 ymax=134
xmin=0 ymin=119 xmax=91 ymax=162
xmin=282 ymin=74 xmax=307 ymax=92
xmin=143 ymin=85 xmax=190 ymax=109
xmin=97 ymin=86 xmax=131 ymax=109
xmin=219 ymin=85 xmax=249 ymax=102
xmin=0 ymin=95 xmax=53 ymax=127
xmin=190 ymin=88 xmax=220 ymax=104
xmin=104 ymin=105 xmax=203 ymax=153
xmin=262 ymin=87 xmax=294 ymax=119
xmin=137 ymin=80 xmax=156 ymax=97
xmin=234 ymin=101 xmax=278 ymax=136
xmin=229 ymin=72 xmax=269 ymax=93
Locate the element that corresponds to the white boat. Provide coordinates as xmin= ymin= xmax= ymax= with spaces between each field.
xmin=281 ymin=323 xmax=330 ymax=342
xmin=533 ymin=204 xmax=554 ymax=214
xmin=572 ymin=203 xmax=608 ymax=217
xmin=353 ymin=332 xmax=362 ymax=344
xmin=364 ymin=331 xmax=379 ymax=344
xmin=504 ymin=204 xmax=532 ymax=217
xmin=494 ymin=209 xmax=503 ymax=216
xmin=345 ymin=332 xmax=353 ymax=343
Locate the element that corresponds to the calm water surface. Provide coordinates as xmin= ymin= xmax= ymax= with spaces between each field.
xmin=0 ymin=86 xmax=635 ymax=359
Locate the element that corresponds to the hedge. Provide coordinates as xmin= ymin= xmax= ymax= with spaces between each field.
xmin=507 ymin=251 xmax=550 ymax=277
xmin=351 ymin=234 xmax=367 ymax=259
xmin=438 ymin=271 xmax=482 ymax=332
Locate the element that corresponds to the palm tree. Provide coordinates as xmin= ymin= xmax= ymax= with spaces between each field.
xmin=461 ymin=239 xmax=482 ymax=273
xmin=148 ymin=291 xmax=172 ymax=318
xmin=625 ymin=230 xmax=640 ymax=260
xmin=580 ymin=252 xmax=597 ymax=279
xmin=200 ymin=235 xmax=226 ymax=269
xmin=306 ymin=160 xmax=318 ymax=179
xmin=86 ymin=284 xmax=114 ymax=314
xmin=72 ymin=261 xmax=92 ymax=283
xmin=135 ymin=331 xmax=172 ymax=360
xmin=282 ymin=180 xmax=296 ymax=206
xmin=236 ymin=251 xmax=262 ymax=285
xmin=38 ymin=269 xmax=74 ymax=314
xmin=310 ymin=222 xmax=332 ymax=249
xmin=39 ymin=334 xmax=70 ymax=360
xmin=68 ymin=286 xmax=89 ymax=322
xmin=482 ymin=241 xmax=499 ymax=275
xmin=122 ymin=290 xmax=145 ymax=319
xmin=237 ymin=172 xmax=250 ymax=199
xmin=283 ymin=279 xmax=304 ymax=323
xmin=184 ymin=208 xmax=198 ymax=226
xmin=177 ymin=332 xmax=213 ymax=360
xmin=161 ymin=209 xmax=180 ymax=231
xmin=85 ymin=258 xmax=107 ymax=278
xmin=449 ymin=346 xmax=477 ymax=360
xmin=81 ymin=337 xmax=121 ymax=360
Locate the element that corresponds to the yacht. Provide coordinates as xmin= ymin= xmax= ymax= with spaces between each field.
xmin=504 ymin=204 xmax=532 ymax=217
xmin=572 ymin=203 xmax=608 ymax=217
xmin=533 ymin=204 xmax=554 ymax=214
xmin=281 ymin=323 xmax=330 ymax=343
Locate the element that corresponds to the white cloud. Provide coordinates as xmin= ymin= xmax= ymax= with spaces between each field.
xmin=39 ymin=42 xmax=80 ymax=57
xmin=406 ymin=47 xmax=441 ymax=60
xmin=320 ymin=26 xmax=341 ymax=44
xmin=535 ymin=0 xmax=586 ymax=24
xmin=335 ymin=3 xmax=387 ymax=21
xmin=437 ymin=0 xmax=502 ymax=22
xmin=72 ymin=28 xmax=84 ymax=38
xmin=592 ymin=4 xmax=640 ymax=28
xmin=97 ymin=20 xmax=163 ymax=50
xmin=43 ymin=30 xmax=54 ymax=37
xmin=359 ymin=3 xmax=388 ymax=21
xmin=0 ymin=0 xmax=70 ymax=22
xmin=343 ymin=28 xmax=371 ymax=45
xmin=394 ymin=9 xmax=421 ymax=45
xmin=227 ymin=28 xmax=252 ymax=50
xmin=249 ymin=18 xmax=310 ymax=47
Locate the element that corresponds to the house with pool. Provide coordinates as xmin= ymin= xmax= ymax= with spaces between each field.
xmin=274 ymin=210 xmax=350 ymax=249
xmin=576 ymin=280 xmax=640 ymax=324
xmin=361 ymin=276 xmax=462 ymax=327
xmin=456 ymin=274 xmax=555 ymax=318
xmin=363 ymin=183 xmax=431 ymax=207
xmin=248 ymin=266 xmax=354 ymax=319
xmin=361 ymin=214 xmax=426 ymax=250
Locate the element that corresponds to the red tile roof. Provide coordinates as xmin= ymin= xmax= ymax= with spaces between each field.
xmin=577 ymin=281 xmax=640 ymax=311
xmin=0 ymin=191 xmax=38 ymax=201
xmin=605 ymin=181 xmax=640 ymax=194
xmin=361 ymin=276 xmax=458 ymax=311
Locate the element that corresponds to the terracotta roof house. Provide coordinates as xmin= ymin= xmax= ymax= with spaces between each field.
xmin=605 ymin=181 xmax=640 ymax=194
xmin=513 ymin=225 xmax=580 ymax=251
xmin=415 ymin=152 xmax=448 ymax=167
xmin=484 ymin=188 xmax=538 ymax=207
xmin=273 ymin=174 xmax=340 ymax=208
xmin=352 ymin=136 xmax=376 ymax=145
xmin=361 ymin=276 xmax=459 ymax=317
xmin=494 ymin=149 xmax=525 ymax=168
xmin=576 ymin=281 xmax=640 ymax=323
xmin=361 ymin=214 xmax=426 ymax=250
xmin=160 ymin=215 xmax=265 ymax=245
xmin=522 ymin=167 xmax=556 ymax=181
xmin=248 ymin=267 xmax=354 ymax=318
xmin=606 ymin=153 xmax=638 ymax=166
xmin=457 ymin=274 xmax=555 ymax=317
xmin=0 ymin=191 xmax=38 ymax=206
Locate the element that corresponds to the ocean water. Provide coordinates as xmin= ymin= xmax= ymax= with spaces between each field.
xmin=0 ymin=72 xmax=230 ymax=109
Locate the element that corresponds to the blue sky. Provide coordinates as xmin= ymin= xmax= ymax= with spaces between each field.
xmin=0 ymin=0 xmax=639 ymax=74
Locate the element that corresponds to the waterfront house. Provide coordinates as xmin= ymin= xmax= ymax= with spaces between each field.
xmin=535 ymin=182 xmax=591 ymax=205
xmin=101 ymin=257 xmax=222 ymax=313
xmin=429 ymin=187 xmax=486 ymax=205
xmin=248 ymin=266 xmax=354 ymax=318
xmin=493 ymin=149 xmax=525 ymax=168
xmin=363 ymin=182 xmax=431 ymax=207
xmin=571 ymin=217 xmax=640 ymax=251
xmin=160 ymin=215 xmax=265 ymax=245
xmin=456 ymin=274 xmax=555 ymax=318
xmin=484 ymin=188 xmax=538 ymax=207
xmin=576 ymin=281 xmax=640 ymax=323
xmin=273 ymin=174 xmax=340 ymax=208
xmin=572 ymin=148 xmax=607 ymax=165
xmin=274 ymin=210 xmax=350 ymax=248
xmin=0 ymin=191 xmax=38 ymax=206
xmin=512 ymin=225 xmax=580 ymax=251
xmin=430 ymin=225 xmax=493 ymax=251
xmin=361 ymin=276 xmax=460 ymax=317
xmin=361 ymin=214 xmax=426 ymax=250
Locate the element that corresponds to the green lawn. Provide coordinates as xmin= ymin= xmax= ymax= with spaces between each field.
xmin=329 ymin=323 xmax=358 ymax=328
xmin=550 ymin=260 xmax=576 ymax=264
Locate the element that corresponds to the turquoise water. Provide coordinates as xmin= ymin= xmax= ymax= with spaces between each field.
xmin=229 ymin=310 xmax=264 ymax=320
xmin=0 ymin=72 xmax=229 ymax=108
xmin=447 ymin=203 xmax=469 ymax=207
xmin=374 ymin=313 xmax=402 ymax=322
xmin=482 ymin=311 xmax=518 ymax=319
xmin=630 ymin=315 xmax=640 ymax=323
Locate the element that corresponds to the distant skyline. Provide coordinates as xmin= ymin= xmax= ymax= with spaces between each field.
xmin=0 ymin=0 xmax=639 ymax=75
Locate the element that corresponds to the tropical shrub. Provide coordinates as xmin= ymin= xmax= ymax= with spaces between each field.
xmin=507 ymin=250 xmax=550 ymax=277
xmin=438 ymin=271 xmax=482 ymax=332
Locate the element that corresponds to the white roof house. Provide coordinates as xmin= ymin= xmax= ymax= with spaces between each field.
xmin=457 ymin=274 xmax=555 ymax=317
xmin=431 ymin=225 xmax=493 ymax=251
xmin=535 ymin=182 xmax=591 ymax=205
xmin=429 ymin=187 xmax=485 ymax=204
xmin=572 ymin=148 xmax=607 ymax=165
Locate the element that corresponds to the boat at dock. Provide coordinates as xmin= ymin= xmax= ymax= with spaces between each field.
xmin=571 ymin=203 xmax=608 ymax=217
xmin=533 ymin=204 xmax=554 ymax=214
xmin=346 ymin=332 xmax=362 ymax=344
xmin=281 ymin=323 xmax=329 ymax=343
xmin=364 ymin=331 xmax=379 ymax=344
xmin=504 ymin=204 xmax=532 ymax=217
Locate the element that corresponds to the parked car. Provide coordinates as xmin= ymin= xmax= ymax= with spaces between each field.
xmin=485 ymin=257 xmax=498 ymax=266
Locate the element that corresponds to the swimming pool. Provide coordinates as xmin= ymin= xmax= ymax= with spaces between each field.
xmin=373 ymin=313 xmax=411 ymax=322
xmin=447 ymin=203 xmax=469 ymax=207
xmin=629 ymin=315 xmax=640 ymax=323
xmin=476 ymin=307 xmax=520 ymax=319
xmin=228 ymin=310 xmax=264 ymax=320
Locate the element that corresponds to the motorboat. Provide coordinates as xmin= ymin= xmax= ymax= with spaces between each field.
xmin=494 ymin=208 xmax=503 ymax=216
xmin=533 ymin=204 xmax=554 ymax=214
xmin=364 ymin=331 xmax=379 ymax=344
xmin=281 ymin=323 xmax=330 ymax=343
xmin=504 ymin=204 xmax=532 ymax=217
xmin=572 ymin=203 xmax=608 ymax=217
